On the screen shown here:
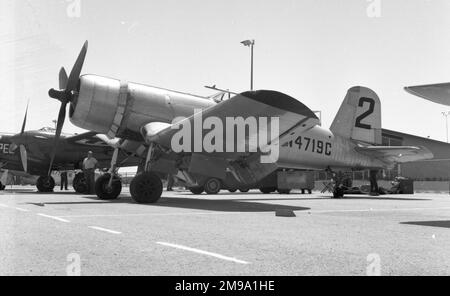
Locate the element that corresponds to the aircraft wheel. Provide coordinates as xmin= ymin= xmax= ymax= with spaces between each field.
xmin=36 ymin=176 xmax=55 ymax=192
xmin=228 ymin=189 xmax=237 ymax=193
xmin=278 ymin=189 xmax=292 ymax=195
xmin=73 ymin=172 xmax=88 ymax=194
xmin=260 ymin=187 xmax=276 ymax=194
xmin=190 ymin=187 xmax=204 ymax=195
xmin=130 ymin=172 xmax=163 ymax=204
xmin=95 ymin=174 xmax=122 ymax=200
xmin=204 ymin=178 xmax=221 ymax=195
xmin=239 ymin=188 xmax=250 ymax=193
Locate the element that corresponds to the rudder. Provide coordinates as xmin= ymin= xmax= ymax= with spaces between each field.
xmin=330 ymin=86 xmax=382 ymax=144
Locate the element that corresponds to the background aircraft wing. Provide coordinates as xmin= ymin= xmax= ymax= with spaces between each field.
xmin=149 ymin=90 xmax=321 ymax=160
xmin=355 ymin=145 xmax=433 ymax=163
xmin=405 ymin=83 xmax=450 ymax=106
xmin=66 ymin=132 xmax=115 ymax=147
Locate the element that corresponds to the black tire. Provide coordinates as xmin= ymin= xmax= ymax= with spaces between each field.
xmin=36 ymin=176 xmax=55 ymax=192
xmin=130 ymin=172 xmax=163 ymax=204
xmin=95 ymin=174 xmax=122 ymax=200
xmin=190 ymin=187 xmax=204 ymax=195
xmin=239 ymin=188 xmax=250 ymax=193
xmin=73 ymin=172 xmax=88 ymax=194
xmin=228 ymin=189 xmax=237 ymax=193
xmin=260 ymin=187 xmax=276 ymax=194
xmin=278 ymin=189 xmax=291 ymax=194
xmin=204 ymin=178 xmax=221 ymax=195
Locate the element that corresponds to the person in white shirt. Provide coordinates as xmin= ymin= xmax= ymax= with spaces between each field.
xmin=82 ymin=151 xmax=98 ymax=194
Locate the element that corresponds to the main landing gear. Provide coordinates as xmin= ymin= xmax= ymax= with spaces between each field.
xmin=36 ymin=176 xmax=55 ymax=192
xmin=95 ymin=147 xmax=123 ymax=200
xmin=129 ymin=143 xmax=163 ymax=204
xmin=73 ymin=172 xmax=88 ymax=194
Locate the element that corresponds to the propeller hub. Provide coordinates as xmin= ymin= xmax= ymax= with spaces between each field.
xmin=48 ymin=89 xmax=72 ymax=103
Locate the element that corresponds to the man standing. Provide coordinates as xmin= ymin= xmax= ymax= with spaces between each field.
xmin=60 ymin=170 xmax=68 ymax=191
xmin=83 ymin=151 xmax=98 ymax=194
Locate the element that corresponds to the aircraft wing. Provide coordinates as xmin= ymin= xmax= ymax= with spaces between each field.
xmin=405 ymin=83 xmax=450 ymax=106
xmin=355 ymin=145 xmax=433 ymax=163
xmin=148 ymin=90 xmax=321 ymax=160
xmin=65 ymin=132 xmax=116 ymax=147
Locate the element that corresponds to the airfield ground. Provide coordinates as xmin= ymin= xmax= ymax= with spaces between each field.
xmin=1 ymin=187 xmax=450 ymax=276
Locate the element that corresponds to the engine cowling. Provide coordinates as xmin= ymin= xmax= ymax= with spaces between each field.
xmin=70 ymin=74 xmax=215 ymax=139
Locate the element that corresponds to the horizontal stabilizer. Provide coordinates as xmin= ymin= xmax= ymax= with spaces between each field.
xmin=355 ymin=145 xmax=433 ymax=163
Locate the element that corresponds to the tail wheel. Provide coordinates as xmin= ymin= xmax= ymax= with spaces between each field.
xmin=95 ymin=174 xmax=122 ymax=200
xmin=36 ymin=176 xmax=55 ymax=192
xmin=130 ymin=172 xmax=163 ymax=204
xmin=190 ymin=186 xmax=204 ymax=195
xmin=73 ymin=172 xmax=88 ymax=194
xmin=204 ymin=178 xmax=221 ymax=195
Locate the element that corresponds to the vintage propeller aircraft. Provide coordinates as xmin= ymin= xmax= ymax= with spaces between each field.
xmin=0 ymin=104 xmax=139 ymax=193
xmin=46 ymin=41 xmax=433 ymax=203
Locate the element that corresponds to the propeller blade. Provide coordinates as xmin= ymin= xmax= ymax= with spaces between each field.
xmin=59 ymin=67 xmax=68 ymax=90
xmin=20 ymin=100 xmax=29 ymax=135
xmin=66 ymin=41 xmax=88 ymax=92
xmin=48 ymin=102 xmax=67 ymax=176
xmin=19 ymin=145 xmax=27 ymax=173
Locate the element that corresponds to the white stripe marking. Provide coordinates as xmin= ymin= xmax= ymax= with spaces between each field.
xmin=88 ymin=226 xmax=122 ymax=235
xmin=15 ymin=207 xmax=30 ymax=212
xmin=37 ymin=213 xmax=70 ymax=223
xmin=0 ymin=203 xmax=9 ymax=208
xmin=157 ymin=242 xmax=250 ymax=265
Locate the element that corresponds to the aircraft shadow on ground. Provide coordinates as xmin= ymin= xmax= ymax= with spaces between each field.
xmin=401 ymin=220 xmax=450 ymax=229
xmin=30 ymin=195 xmax=311 ymax=213
xmin=178 ymin=192 xmax=431 ymax=201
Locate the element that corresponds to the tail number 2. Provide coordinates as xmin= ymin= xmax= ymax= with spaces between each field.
xmin=355 ymin=97 xmax=375 ymax=130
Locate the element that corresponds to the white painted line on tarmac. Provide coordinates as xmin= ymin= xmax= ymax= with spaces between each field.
xmin=157 ymin=241 xmax=250 ymax=265
xmin=88 ymin=226 xmax=122 ymax=235
xmin=0 ymin=203 xmax=9 ymax=208
xmin=15 ymin=207 xmax=30 ymax=212
xmin=37 ymin=213 xmax=70 ymax=223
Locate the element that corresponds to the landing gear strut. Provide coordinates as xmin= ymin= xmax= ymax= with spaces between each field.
xmin=95 ymin=147 xmax=123 ymax=200
xmin=36 ymin=176 xmax=55 ymax=192
xmin=130 ymin=143 xmax=163 ymax=204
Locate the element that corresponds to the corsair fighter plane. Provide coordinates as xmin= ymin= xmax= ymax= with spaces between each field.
xmin=47 ymin=41 xmax=433 ymax=202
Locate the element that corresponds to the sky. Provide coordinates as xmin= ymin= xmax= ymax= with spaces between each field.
xmin=1 ymin=0 xmax=450 ymax=142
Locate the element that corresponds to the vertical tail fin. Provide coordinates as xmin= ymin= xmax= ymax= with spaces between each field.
xmin=330 ymin=86 xmax=382 ymax=144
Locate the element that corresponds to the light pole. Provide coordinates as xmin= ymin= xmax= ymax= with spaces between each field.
xmin=442 ymin=111 xmax=450 ymax=143
xmin=241 ymin=39 xmax=255 ymax=91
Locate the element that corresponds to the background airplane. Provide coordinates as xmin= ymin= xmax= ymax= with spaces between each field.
xmin=405 ymin=83 xmax=450 ymax=106
xmin=0 ymin=114 xmax=140 ymax=193
xmin=46 ymin=41 xmax=433 ymax=203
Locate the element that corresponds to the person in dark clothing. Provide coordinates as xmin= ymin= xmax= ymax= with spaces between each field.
xmin=167 ymin=174 xmax=175 ymax=191
xmin=60 ymin=171 xmax=68 ymax=190
xmin=369 ymin=170 xmax=380 ymax=196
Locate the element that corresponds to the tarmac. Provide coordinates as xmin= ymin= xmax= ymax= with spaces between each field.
xmin=1 ymin=186 xmax=450 ymax=276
